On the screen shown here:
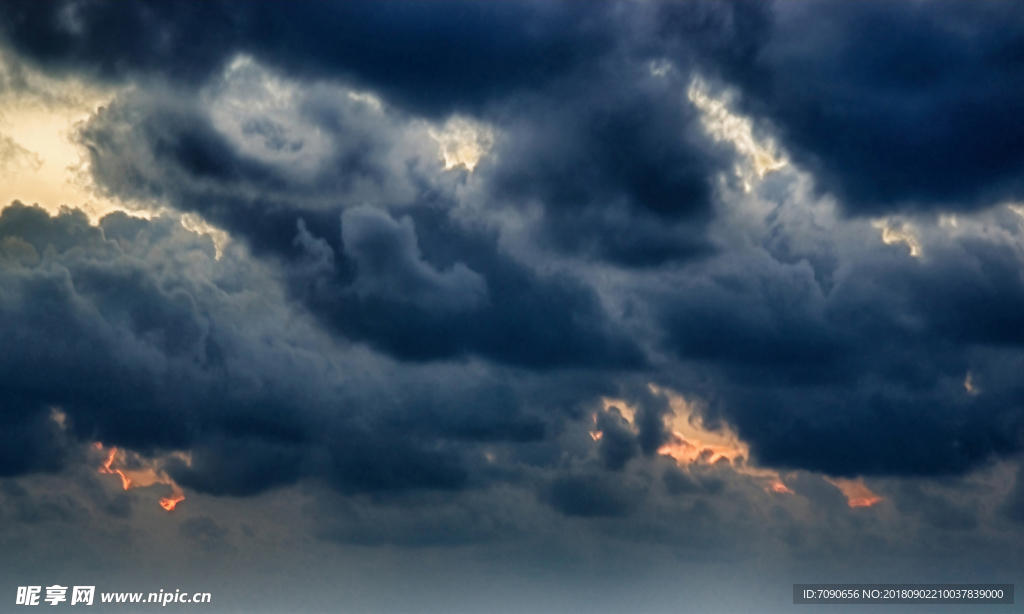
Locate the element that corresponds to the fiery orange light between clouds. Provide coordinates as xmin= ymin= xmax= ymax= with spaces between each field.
xmin=98 ymin=445 xmax=132 ymax=491
xmin=601 ymin=385 xmax=795 ymax=495
xmin=159 ymin=494 xmax=186 ymax=512
xmin=94 ymin=442 xmax=189 ymax=511
xmin=595 ymin=386 xmax=885 ymax=504
xmin=825 ymin=477 xmax=884 ymax=508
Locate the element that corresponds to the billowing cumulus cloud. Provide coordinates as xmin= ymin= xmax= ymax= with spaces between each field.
xmin=3 ymin=0 xmax=1024 ymax=501
xmin=0 ymin=202 xmax=580 ymax=499
xmin=339 ymin=205 xmax=488 ymax=313
xmin=73 ymin=55 xmax=646 ymax=368
xmin=2 ymin=3 xmax=1024 ymax=611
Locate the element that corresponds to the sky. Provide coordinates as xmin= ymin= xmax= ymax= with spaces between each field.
xmin=1 ymin=2 xmax=1023 ymax=612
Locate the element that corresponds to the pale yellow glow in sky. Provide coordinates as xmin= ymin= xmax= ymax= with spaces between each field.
xmin=647 ymin=384 xmax=750 ymax=465
xmin=964 ymin=371 xmax=980 ymax=396
xmin=429 ymin=115 xmax=495 ymax=172
xmin=0 ymin=103 xmax=110 ymax=218
xmin=0 ymin=52 xmax=234 ymax=256
xmin=0 ymin=53 xmax=123 ymax=219
xmin=872 ymin=218 xmax=922 ymax=257
xmin=688 ymin=76 xmax=787 ymax=190
xmin=180 ymin=212 xmax=231 ymax=259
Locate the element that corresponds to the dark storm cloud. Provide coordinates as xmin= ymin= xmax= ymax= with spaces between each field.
xmin=0 ymin=1 xmax=237 ymax=86
xmin=657 ymin=224 xmax=1024 ymax=477
xmin=0 ymin=203 xmax=665 ymax=507
xmin=0 ymin=203 xmax=295 ymax=485
xmin=0 ymin=404 xmax=68 ymax=477
xmin=10 ymin=11 xmax=1024 ymax=607
xmin=463 ymin=2 xmax=774 ymax=266
xmin=0 ymin=202 xmax=577 ymax=496
xmin=1 ymin=1 xmax=768 ymax=269
xmin=9 ymin=1 xmax=1022 ymax=216
xmin=660 ymin=255 xmax=839 ymax=370
xmin=339 ymin=205 xmax=488 ymax=313
xmin=480 ymin=61 xmax=726 ymax=266
xmin=167 ymin=438 xmax=308 ymax=498
xmin=5 ymin=1 xmax=1024 ymax=524
xmin=77 ymin=77 xmax=647 ymax=368
xmin=736 ymin=2 xmax=1024 ymax=213
xmin=295 ymin=210 xmax=645 ymax=368
xmin=540 ymin=474 xmax=640 ymax=518
xmin=0 ymin=1 xmax=616 ymax=116
xmin=595 ymin=408 xmax=639 ymax=472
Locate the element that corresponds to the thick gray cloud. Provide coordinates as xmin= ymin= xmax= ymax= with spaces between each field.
xmin=654 ymin=210 xmax=1024 ymax=476
xmin=2 ymin=7 xmax=1024 ymax=609
xmin=340 ymin=206 xmax=488 ymax=314
xmin=3 ymin=1 xmax=1024 ymax=496
xmin=75 ymin=70 xmax=647 ymax=369
xmin=6 ymin=3 xmax=1024 ymax=490
xmin=0 ymin=202 xmax=611 ymax=499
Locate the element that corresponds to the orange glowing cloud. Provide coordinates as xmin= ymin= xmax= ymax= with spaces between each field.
xmin=647 ymin=386 xmax=750 ymax=466
xmin=98 ymin=447 xmax=132 ymax=490
xmin=159 ymin=495 xmax=185 ymax=511
xmin=94 ymin=443 xmax=190 ymax=511
xmin=825 ymin=477 xmax=883 ymax=508
xmin=596 ymin=386 xmax=795 ymax=495
xmin=593 ymin=386 xmax=889 ymax=510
